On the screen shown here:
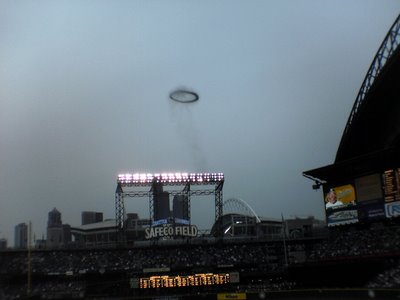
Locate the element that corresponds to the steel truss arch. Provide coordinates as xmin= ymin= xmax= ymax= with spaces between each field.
xmin=223 ymin=197 xmax=261 ymax=223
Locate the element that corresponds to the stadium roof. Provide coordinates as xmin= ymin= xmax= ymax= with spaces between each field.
xmin=304 ymin=146 xmax=400 ymax=182
xmin=304 ymin=15 xmax=400 ymax=184
xmin=70 ymin=219 xmax=116 ymax=232
xmin=336 ymin=15 xmax=400 ymax=162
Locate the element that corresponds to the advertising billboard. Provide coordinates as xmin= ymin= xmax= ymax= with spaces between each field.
xmin=385 ymin=201 xmax=400 ymax=218
xmin=324 ymin=184 xmax=356 ymax=209
xmin=355 ymin=174 xmax=383 ymax=203
xmin=324 ymin=184 xmax=358 ymax=226
xmin=323 ymin=169 xmax=400 ymax=226
xmin=357 ymin=203 xmax=386 ymax=221
xmin=355 ymin=174 xmax=385 ymax=222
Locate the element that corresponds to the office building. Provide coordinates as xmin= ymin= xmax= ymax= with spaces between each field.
xmin=0 ymin=238 xmax=7 ymax=249
xmin=82 ymin=211 xmax=103 ymax=225
xmin=173 ymin=194 xmax=189 ymax=224
xmin=14 ymin=222 xmax=28 ymax=249
xmin=46 ymin=208 xmax=71 ymax=248
xmin=152 ymin=183 xmax=170 ymax=225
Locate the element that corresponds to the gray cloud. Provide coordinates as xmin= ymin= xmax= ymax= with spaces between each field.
xmin=0 ymin=0 xmax=399 ymax=245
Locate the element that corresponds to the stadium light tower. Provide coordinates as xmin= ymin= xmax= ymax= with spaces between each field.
xmin=115 ymin=172 xmax=225 ymax=244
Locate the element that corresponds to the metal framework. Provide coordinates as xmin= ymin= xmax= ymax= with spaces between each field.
xmin=338 ymin=14 xmax=400 ymax=151
xmin=224 ymin=197 xmax=261 ymax=223
xmin=115 ymin=173 xmax=224 ymax=243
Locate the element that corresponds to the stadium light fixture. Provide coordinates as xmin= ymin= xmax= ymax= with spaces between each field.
xmin=312 ymin=182 xmax=321 ymax=190
xmin=117 ymin=172 xmax=224 ymax=185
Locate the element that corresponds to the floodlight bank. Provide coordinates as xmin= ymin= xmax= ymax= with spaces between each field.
xmin=118 ymin=172 xmax=224 ymax=184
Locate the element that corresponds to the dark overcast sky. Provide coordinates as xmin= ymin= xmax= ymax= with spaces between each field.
xmin=1 ymin=1 xmax=399 ymax=244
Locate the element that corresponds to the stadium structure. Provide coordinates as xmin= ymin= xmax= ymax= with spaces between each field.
xmin=115 ymin=172 xmax=224 ymax=243
xmin=303 ymin=14 xmax=400 ymax=227
xmin=1 ymin=13 xmax=400 ymax=300
xmin=72 ymin=180 xmax=297 ymax=248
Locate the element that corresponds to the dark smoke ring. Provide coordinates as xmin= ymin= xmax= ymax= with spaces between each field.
xmin=169 ymin=90 xmax=199 ymax=103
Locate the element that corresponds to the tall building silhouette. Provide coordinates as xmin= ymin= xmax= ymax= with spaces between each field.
xmin=152 ymin=183 xmax=170 ymax=225
xmin=173 ymin=195 xmax=189 ymax=225
xmin=81 ymin=211 xmax=103 ymax=225
xmin=0 ymin=238 xmax=7 ymax=249
xmin=14 ymin=223 xmax=27 ymax=249
xmin=46 ymin=208 xmax=70 ymax=248
xmin=48 ymin=207 xmax=62 ymax=227
xmin=62 ymin=224 xmax=72 ymax=246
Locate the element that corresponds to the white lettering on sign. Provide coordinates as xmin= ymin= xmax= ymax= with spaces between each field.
xmin=145 ymin=225 xmax=198 ymax=239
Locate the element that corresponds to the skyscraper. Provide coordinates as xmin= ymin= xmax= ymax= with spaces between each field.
xmin=14 ymin=222 xmax=28 ymax=249
xmin=152 ymin=183 xmax=170 ymax=225
xmin=48 ymin=207 xmax=62 ymax=228
xmin=154 ymin=192 xmax=170 ymax=224
xmin=46 ymin=208 xmax=63 ymax=248
xmin=81 ymin=211 xmax=103 ymax=225
xmin=0 ymin=238 xmax=7 ymax=250
xmin=173 ymin=195 xmax=190 ymax=225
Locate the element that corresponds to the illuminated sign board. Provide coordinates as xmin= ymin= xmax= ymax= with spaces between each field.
xmin=135 ymin=273 xmax=231 ymax=289
xmin=217 ymin=293 xmax=246 ymax=300
xmin=145 ymin=225 xmax=198 ymax=239
xmin=323 ymin=169 xmax=400 ymax=226
xmin=385 ymin=201 xmax=400 ymax=218
xmin=326 ymin=209 xmax=358 ymax=226
xmin=324 ymin=184 xmax=356 ymax=209
xmin=382 ymin=169 xmax=400 ymax=202
xmin=324 ymin=184 xmax=358 ymax=226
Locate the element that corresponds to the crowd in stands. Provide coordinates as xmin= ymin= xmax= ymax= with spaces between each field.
xmin=1 ymin=281 xmax=85 ymax=300
xmin=240 ymin=278 xmax=297 ymax=292
xmin=0 ymin=243 xmax=277 ymax=277
xmin=2 ymin=222 xmax=400 ymax=298
xmin=307 ymin=223 xmax=400 ymax=261
xmin=367 ymin=259 xmax=400 ymax=289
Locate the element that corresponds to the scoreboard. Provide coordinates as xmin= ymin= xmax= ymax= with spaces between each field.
xmin=382 ymin=169 xmax=400 ymax=202
xmin=324 ymin=168 xmax=400 ymax=226
xmin=131 ymin=273 xmax=234 ymax=289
